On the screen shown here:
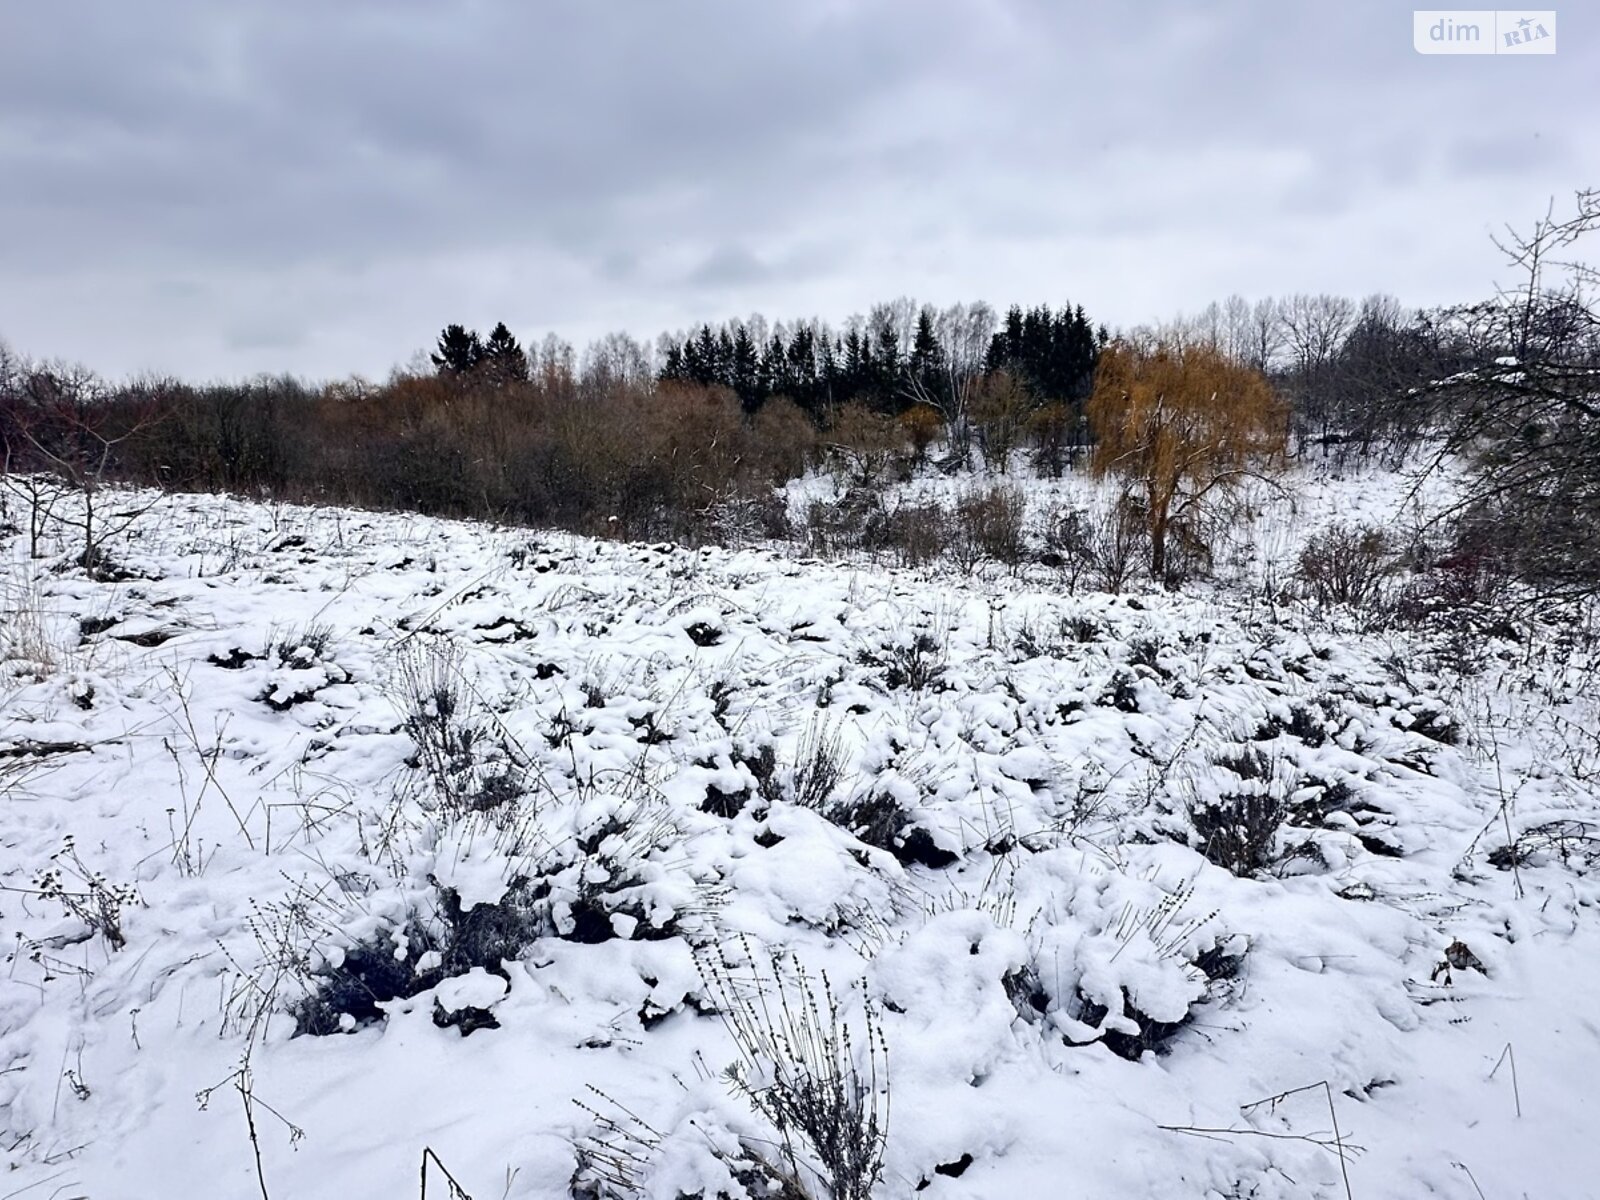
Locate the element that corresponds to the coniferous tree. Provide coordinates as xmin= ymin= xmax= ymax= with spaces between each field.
xmin=870 ymin=325 xmax=901 ymax=413
xmin=661 ymin=343 xmax=687 ymax=383
xmin=908 ymin=308 xmax=947 ymax=407
xmin=760 ymin=332 xmax=789 ymax=405
xmin=987 ymin=303 xmax=1100 ymax=407
xmin=1067 ymin=306 xmax=1097 ymax=398
xmin=649 ymin=298 xmax=1100 ymax=433
xmin=715 ymin=328 xmax=737 ymax=390
xmin=842 ymin=328 xmax=867 ymax=404
xmin=480 ymin=322 xmax=528 ymax=385
xmin=787 ymin=326 xmax=819 ymax=414
xmin=432 ymin=324 xmax=483 ymax=375
xmin=819 ymin=336 xmax=841 ymax=413
xmin=691 ymin=327 xmax=712 ymax=384
xmin=731 ymin=325 xmax=760 ymax=411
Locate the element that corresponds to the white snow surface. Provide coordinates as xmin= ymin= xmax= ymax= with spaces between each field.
xmin=1 ymin=464 xmax=1597 ymax=1199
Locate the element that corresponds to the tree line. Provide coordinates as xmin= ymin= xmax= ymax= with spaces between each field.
xmin=418 ymin=289 xmax=1518 ymax=469
xmin=656 ymin=301 xmax=1103 ymax=421
xmin=3 ymin=189 xmax=1598 ymax=597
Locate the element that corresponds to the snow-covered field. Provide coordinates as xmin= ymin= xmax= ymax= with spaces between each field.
xmin=2 ymin=464 xmax=1598 ymax=1199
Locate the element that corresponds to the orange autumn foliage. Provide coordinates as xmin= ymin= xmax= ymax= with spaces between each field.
xmin=1088 ymin=340 xmax=1285 ymax=582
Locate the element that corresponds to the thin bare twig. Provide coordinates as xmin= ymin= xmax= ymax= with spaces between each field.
xmin=1489 ymin=1042 xmax=1523 ymax=1118
xmin=420 ymin=1146 xmax=475 ymax=1200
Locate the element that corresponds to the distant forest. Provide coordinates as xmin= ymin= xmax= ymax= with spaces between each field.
xmin=655 ymin=302 xmax=1102 ymax=419
xmin=0 ymin=289 xmax=1558 ymax=539
xmin=3 ymin=214 xmax=1598 ymax=594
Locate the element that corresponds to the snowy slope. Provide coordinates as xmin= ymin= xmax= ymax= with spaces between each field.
xmin=1 ymin=473 xmax=1597 ymax=1200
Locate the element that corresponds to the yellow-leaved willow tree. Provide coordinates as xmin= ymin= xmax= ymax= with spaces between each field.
xmin=1087 ymin=340 xmax=1286 ymax=584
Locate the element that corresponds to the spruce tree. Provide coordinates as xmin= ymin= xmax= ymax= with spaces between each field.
xmin=731 ymin=325 xmax=759 ymax=410
xmin=909 ymin=308 xmax=946 ymax=406
xmin=760 ymin=332 xmax=789 ymax=405
xmin=787 ymin=326 xmax=818 ymax=413
xmin=480 ymin=322 xmax=528 ymax=385
xmin=716 ymin=328 xmax=737 ymax=389
xmin=819 ymin=336 xmax=841 ymax=414
xmin=431 ymin=324 xmax=483 ymax=375
xmin=661 ymin=344 xmax=687 ymax=383
xmin=843 ymin=328 xmax=866 ymax=403
xmin=870 ymin=325 xmax=902 ymax=413
xmin=692 ymin=326 xmax=719 ymax=386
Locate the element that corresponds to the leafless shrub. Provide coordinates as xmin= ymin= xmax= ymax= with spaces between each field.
xmin=750 ymin=396 xmax=821 ymax=482
xmin=571 ymin=1085 xmax=804 ymax=1200
xmin=1489 ymin=819 xmax=1600 ymax=871
xmin=1064 ymin=613 xmax=1102 ymax=643
xmin=255 ymin=619 xmax=350 ymax=711
xmin=1160 ymin=511 xmax=1215 ymax=588
xmin=970 ymin=370 xmax=1029 ymax=473
xmin=1038 ymin=504 xmax=1096 ymax=589
xmin=791 ymin=719 xmax=847 ymax=811
xmin=392 ymin=639 xmax=526 ymax=821
xmin=270 ymin=620 xmax=335 ymax=665
xmin=0 ymin=364 xmax=166 ymax=575
xmin=0 ymin=568 xmax=65 ymax=680
xmin=898 ymin=404 xmax=944 ymax=468
xmin=1296 ymin=522 xmax=1394 ymax=608
xmin=1026 ymin=401 xmax=1086 ymax=479
xmin=709 ymin=490 xmax=792 ymax=545
xmin=696 ymin=938 xmax=889 ymax=1200
xmin=949 ymin=485 xmax=1026 ymax=572
xmin=1 ymin=471 xmax=71 ymax=560
xmin=1421 ymin=190 xmax=1600 ymax=602
xmin=1089 ymin=493 xmax=1148 ymax=594
xmin=569 ymin=1089 xmax=664 ymax=1199
xmin=865 ymin=501 xmax=949 ymax=568
xmin=827 ymin=404 xmax=908 ymax=488
xmin=802 ymin=491 xmax=878 ymax=560
xmin=884 ymin=632 xmax=945 ymax=692
xmin=33 ymin=835 xmax=140 ymax=950
xmin=1390 ymin=515 xmax=1521 ymax=637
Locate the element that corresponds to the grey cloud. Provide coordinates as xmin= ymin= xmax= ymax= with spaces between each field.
xmin=596 ymin=250 xmax=641 ymax=284
xmin=1 ymin=0 xmax=1595 ymax=379
xmin=224 ymin=320 xmax=309 ymax=353
xmin=687 ymin=246 xmax=772 ymax=289
xmin=1446 ymin=131 xmax=1568 ymax=178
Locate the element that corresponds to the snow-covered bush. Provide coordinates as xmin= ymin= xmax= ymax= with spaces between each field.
xmin=1008 ymin=861 xmax=1243 ymax=1061
xmin=1186 ymin=747 xmax=1291 ymax=876
xmin=788 ymin=719 xmax=846 ymax=811
xmin=392 ymin=637 xmax=528 ymax=821
xmin=258 ymin=620 xmax=349 ymax=710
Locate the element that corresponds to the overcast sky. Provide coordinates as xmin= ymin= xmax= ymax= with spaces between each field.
xmin=2 ymin=1 xmax=1594 ymax=381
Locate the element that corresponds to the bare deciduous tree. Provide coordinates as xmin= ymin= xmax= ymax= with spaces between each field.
xmin=581 ymin=331 xmax=654 ymax=391
xmin=899 ymin=301 xmax=997 ymax=463
xmin=1330 ymin=294 xmax=1436 ymax=461
xmin=1 ymin=363 xmax=164 ymax=573
xmin=969 ymin=369 xmax=1029 ymax=472
xmin=1280 ymin=293 xmax=1356 ymax=449
xmin=1247 ymin=296 xmax=1285 ymax=373
xmin=1423 ymin=189 xmax=1600 ymax=598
